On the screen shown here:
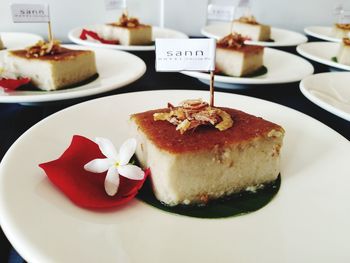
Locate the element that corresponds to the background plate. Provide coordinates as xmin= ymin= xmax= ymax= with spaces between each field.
xmin=181 ymin=48 xmax=314 ymax=87
xmin=297 ymin=42 xmax=350 ymax=71
xmin=300 ymin=72 xmax=350 ymax=121
xmin=0 ymin=32 xmax=43 ymax=49
xmin=68 ymin=26 xmax=188 ymax=51
xmin=0 ymin=45 xmax=146 ymax=103
xmin=201 ymin=22 xmax=308 ymax=47
xmin=0 ymin=90 xmax=349 ymax=263
xmin=304 ymin=26 xmax=344 ymax=42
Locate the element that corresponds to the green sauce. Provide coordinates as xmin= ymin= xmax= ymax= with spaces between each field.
xmin=137 ymin=175 xmax=281 ymax=219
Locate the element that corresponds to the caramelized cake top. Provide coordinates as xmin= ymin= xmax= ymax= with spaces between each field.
xmin=9 ymin=47 xmax=92 ymax=61
xmin=216 ymin=33 xmax=263 ymax=53
xmin=342 ymin=38 xmax=350 ymax=46
xmin=131 ymin=107 xmax=284 ymax=154
xmin=335 ymin=23 xmax=350 ymax=30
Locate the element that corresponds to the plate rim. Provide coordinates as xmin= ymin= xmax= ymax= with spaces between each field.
xmin=68 ymin=25 xmax=188 ymax=51
xmin=0 ymin=89 xmax=349 ymax=263
xmin=200 ymin=24 xmax=308 ymax=47
xmin=296 ymin=41 xmax=350 ymax=71
xmin=304 ymin=26 xmax=342 ymax=43
xmin=299 ymin=72 xmax=350 ymax=121
xmin=0 ymin=44 xmax=146 ymax=103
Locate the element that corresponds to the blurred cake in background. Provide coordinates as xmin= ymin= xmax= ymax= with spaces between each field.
xmin=215 ymin=33 xmax=264 ymax=77
xmin=102 ymin=13 xmax=152 ymax=45
xmin=4 ymin=40 xmax=97 ymax=91
xmin=337 ymin=38 xmax=350 ymax=65
xmin=0 ymin=35 xmax=4 ymax=50
xmin=232 ymin=16 xmax=271 ymax=41
xmin=332 ymin=23 xmax=350 ymax=38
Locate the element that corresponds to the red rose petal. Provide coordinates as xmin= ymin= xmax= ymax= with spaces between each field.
xmin=39 ymin=135 xmax=149 ymax=209
xmin=79 ymin=29 xmax=120 ymax=45
xmin=0 ymin=78 xmax=31 ymax=91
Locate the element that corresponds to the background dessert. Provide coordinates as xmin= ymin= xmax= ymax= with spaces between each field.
xmin=337 ymin=37 xmax=350 ymax=65
xmin=232 ymin=15 xmax=271 ymax=41
xmin=0 ymin=35 xmax=4 ymax=50
xmin=332 ymin=23 xmax=350 ymax=38
xmin=4 ymin=40 xmax=97 ymax=91
xmin=215 ymin=33 xmax=264 ymax=77
xmin=101 ymin=13 xmax=152 ymax=45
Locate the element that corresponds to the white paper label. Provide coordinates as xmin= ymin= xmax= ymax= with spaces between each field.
xmin=105 ymin=0 xmax=126 ymax=10
xmin=155 ymin=39 xmax=216 ymax=72
xmin=207 ymin=4 xmax=235 ymax=22
xmin=10 ymin=3 xmax=50 ymax=23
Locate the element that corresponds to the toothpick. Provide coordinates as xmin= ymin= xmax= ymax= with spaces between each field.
xmin=123 ymin=0 xmax=128 ymax=17
xmin=123 ymin=8 xmax=128 ymax=17
xmin=210 ymin=70 xmax=215 ymax=107
xmin=230 ymin=19 xmax=234 ymax=34
xmin=47 ymin=21 xmax=53 ymax=42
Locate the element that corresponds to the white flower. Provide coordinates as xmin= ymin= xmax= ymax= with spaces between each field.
xmin=84 ymin=137 xmax=144 ymax=196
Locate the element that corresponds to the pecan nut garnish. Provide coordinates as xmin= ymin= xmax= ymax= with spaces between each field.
xmin=153 ymin=99 xmax=233 ymax=134
xmin=336 ymin=23 xmax=350 ymax=30
xmin=217 ymin=33 xmax=247 ymax=48
xmin=116 ymin=13 xmax=140 ymax=28
xmin=26 ymin=40 xmax=61 ymax=58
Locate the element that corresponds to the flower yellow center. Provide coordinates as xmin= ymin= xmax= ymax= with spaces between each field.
xmin=115 ymin=162 xmax=120 ymax=167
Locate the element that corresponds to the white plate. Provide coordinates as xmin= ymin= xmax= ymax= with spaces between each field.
xmin=181 ymin=48 xmax=314 ymax=88
xmin=0 ymin=32 xmax=43 ymax=49
xmin=300 ymin=72 xmax=350 ymax=121
xmin=201 ymin=22 xmax=308 ymax=47
xmin=304 ymin=26 xmax=344 ymax=43
xmin=0 ymin=90 xmax=349 ymax=263
xmin=297 ymin=42 xmax=350 ymax=71
xmin=0 ymin=45 xmax=146 ymax=103
xmin=68 ymin=25 xmax=188 ymax=51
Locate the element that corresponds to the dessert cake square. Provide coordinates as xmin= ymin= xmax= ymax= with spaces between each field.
xmin=232 ymin=16 xmax=271 ymax=41
xmin=131 ymin=101 xmax=284 ymax=206
xmin=5 ymin=41 xmax=97 ymax=91
xmin=332 ymin=24 xmax=350 ymax=38
xmin=0 ymin=35 xmax=4 ymax=50
xmin=337 ymin=38 xmax=350 ymax=65
xmin=215 ymin=34 xmax=264 ymax=77
xmin=102 ymin=13 xmax=152 ymax=46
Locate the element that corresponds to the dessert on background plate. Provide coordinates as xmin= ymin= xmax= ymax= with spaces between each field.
xmin=0 ymin=35 xmax=4 ymax=50
xmin=336 ymin=38 xmax=350 ymax=65
xmin=332 ymin=23 xmax=350 ymax=38
xmin=3 ymin=40 xmax=97 ymax=91
xmin=101 ymin=13 xmax=152 ymax=46
xmin=131 ymin=99 xmax=284 ymax=206
xmin=215 ymin=33 xmax=264 ymax=77
xmin=232 ymin=15 xmax=271 ymax=41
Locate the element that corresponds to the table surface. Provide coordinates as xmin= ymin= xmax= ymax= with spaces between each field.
xmin=0 ymin=42 xmax=349 ymax=262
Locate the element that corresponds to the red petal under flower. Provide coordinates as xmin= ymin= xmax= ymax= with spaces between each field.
xmin=79 ymin=29 xmax=120 ymax=45
xmin=39 ymin=135 xmax=149 ymax=209
xmin=0 ymin=78 xmax=31 ymax=91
